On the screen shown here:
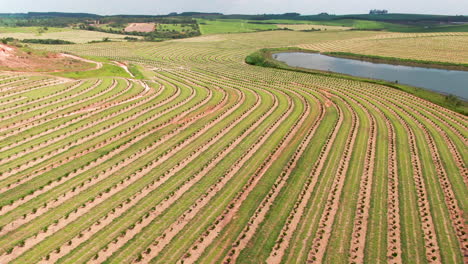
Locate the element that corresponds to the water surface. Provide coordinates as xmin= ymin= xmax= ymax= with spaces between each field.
xmin=274 ymin=52 xmax=468 ymax=100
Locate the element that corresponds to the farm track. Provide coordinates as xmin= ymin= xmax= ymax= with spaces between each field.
xmin=0 ymin=31 xmax=466 ymax=264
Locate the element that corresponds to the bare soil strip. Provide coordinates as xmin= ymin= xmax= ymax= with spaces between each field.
xmin=0 ymin=83 xmax=200 ymax=228
xmin=0 ymin=79 xmax=106 ymax=123
xmin=0 ymin=82 xmax=217 ymax=262
xmin=267 ymin=91 xmax=343 ymax=264
xmin=395 ymin=115 xmax=442 ymax=263
xmin=85 ymin=89 xmax=262 ymax=264
xmin=0 ymin=80 xmax=83 ymax=115
xmin=127 ymin=92 xmax=289 ymax=264
xmin=369 ymin=87 xmax=467 ymax=177
xmin=0 ymin=81 xmax=130 ymax=175
xmin=0 ymin=79 xmax=104 ymax=134
xmin=0 ymin=81 xmax=161 ymax=193
xmin=0 ymin=81 xmax=116 ymax=159
xmin=385 ymin=116 xmax=402 ymax=264
xmin=0 ymin=80 xmax=153 ymax=154
xmin=395 ymin=104 xmax=467 ymax=262
xmin=0 ymin=96 xmax=26 ymax=107
xmin=348 ymin=100 xmax=376 ymax=264
xmin=364 ymin=95 xmax=442 ymax=263
xmin=0 ymin=79 xmax=68 ymax=100
xmin=0 ymin=82 xmax=177 ymax=216
xmin=225 ymin=92 xmax=321 ymax=264
xmin=114 ymin=61 xmax=135 ymax=78
xmin=362 ymin=85 xmax=466 ymax=261
xmin=333 ymin=85 xmax=403 ymax=263
xmin=306 ymin=97 xmax=359 ymax=263
xmin=39 ymin=87 xmax=239 ymax=263
xmin=178 ymin=91 xmax=303 ymax=264
xmin=61 ymin=54 xmax=103 ymax=70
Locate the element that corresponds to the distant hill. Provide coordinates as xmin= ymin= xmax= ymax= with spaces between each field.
xmin=0 ymin=12 xmax=465 ymax=22
xmin=27 ymin=12 xmax=101 ymax=18
xmin=0 ymin=12 xmax=466 ymax=34
xmin=0 ymin=12 xmax=100 ymax=18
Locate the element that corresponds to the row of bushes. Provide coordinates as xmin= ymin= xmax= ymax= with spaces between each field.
xmin=21 ymin=39 xmax=75 ymax=44
xmin=1 ymin=37 xmax=74 ymax=45
xmin=245 ymin=47 xmax=317 ymax=68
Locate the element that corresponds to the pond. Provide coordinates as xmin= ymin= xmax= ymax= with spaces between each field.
xmin=273 ymin=52 xmax=468 ymax=100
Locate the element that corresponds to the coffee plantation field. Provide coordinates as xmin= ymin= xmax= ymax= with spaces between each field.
xmin=0 ymin=29 xmax=466 ymax=264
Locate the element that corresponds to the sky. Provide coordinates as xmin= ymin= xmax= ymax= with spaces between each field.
xmin=1 ymin=0 xmax=466 ymax=16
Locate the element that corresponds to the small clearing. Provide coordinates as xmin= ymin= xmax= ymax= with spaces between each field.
xmin=124 ymin=23 xmax=156 ymax=33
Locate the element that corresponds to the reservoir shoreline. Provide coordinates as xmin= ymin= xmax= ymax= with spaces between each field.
xmin=273 ymin=52 xmax=468 ymax=100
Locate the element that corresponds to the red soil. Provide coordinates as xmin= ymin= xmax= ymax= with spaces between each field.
xmin=0 ymin=44 xmax=93 ymax=73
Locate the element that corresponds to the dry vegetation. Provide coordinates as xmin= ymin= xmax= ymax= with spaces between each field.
xmin=0 ymin=30 xmax=466 ymax=264
xmin=124 ymin=23 xmax=156 ymax=33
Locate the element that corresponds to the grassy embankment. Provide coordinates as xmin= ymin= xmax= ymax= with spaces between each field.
xmin=197 ymin=19 xmax=277 ymax=34
xmin=52 ymin=56 xmax=131 ymax=79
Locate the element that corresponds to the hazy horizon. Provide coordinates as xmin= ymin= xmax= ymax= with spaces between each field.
xmin=1 ymin=0 xmax=467 ymax=16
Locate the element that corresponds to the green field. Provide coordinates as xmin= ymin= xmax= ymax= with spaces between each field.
xmin=197 ymin=19 xmax=277 ymax=34
xmin=157 ymin=23 xmax=195 ymax=32
xmin=222 ymin=18 xmax=468 ymax=33
xmin=0 ymin=26 xmax=466 ymax=264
